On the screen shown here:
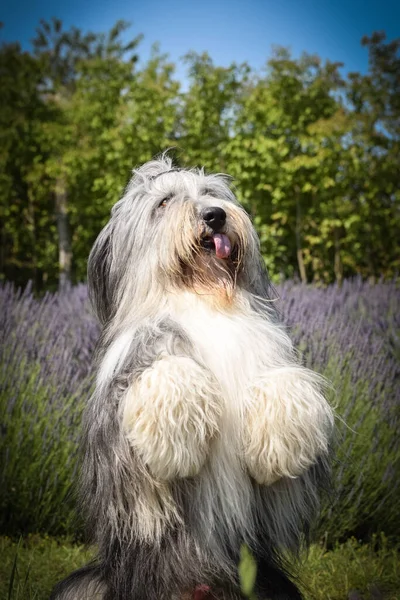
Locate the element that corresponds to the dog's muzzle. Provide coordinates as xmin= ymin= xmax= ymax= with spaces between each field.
xmin=200 ymin=207 xmax=232 ymax=259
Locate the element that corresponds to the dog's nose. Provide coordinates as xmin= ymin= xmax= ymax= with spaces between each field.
xmin=202 ymin=207 xmax=226 ymax=231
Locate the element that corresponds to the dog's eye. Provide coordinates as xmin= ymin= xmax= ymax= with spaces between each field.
xmin=158 ymin=194 xmax=173 ymax=208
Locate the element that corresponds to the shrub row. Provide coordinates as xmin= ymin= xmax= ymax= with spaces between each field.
xmin=0 ymin=279 xmax=399 ymax=541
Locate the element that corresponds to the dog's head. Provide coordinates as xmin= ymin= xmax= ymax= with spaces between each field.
xmin=88 ymin=156 xmax=270 ymax=325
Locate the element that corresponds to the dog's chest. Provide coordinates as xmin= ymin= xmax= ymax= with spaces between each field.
xmin=168 ymin=293 xmax=265 ymax=402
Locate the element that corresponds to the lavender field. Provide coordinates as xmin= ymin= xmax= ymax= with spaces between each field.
xmin=0 ymin=279 xmax=399 ymax=542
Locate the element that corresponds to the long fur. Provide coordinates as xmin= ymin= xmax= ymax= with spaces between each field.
xmin=51 ymin=156 xmax=334 ymax=600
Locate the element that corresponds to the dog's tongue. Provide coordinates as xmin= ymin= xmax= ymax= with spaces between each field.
xmin=213 ymin=233 xmax=231 ymax=259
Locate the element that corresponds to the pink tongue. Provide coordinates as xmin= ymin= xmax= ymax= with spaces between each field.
xmin=213 ymin=233 xmax=231 ymax=259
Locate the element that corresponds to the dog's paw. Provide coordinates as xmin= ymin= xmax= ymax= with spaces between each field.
xmin=243 ymin=367 xmax=333 ymax=485
xmin=121 ymin=355 xmax=222 ymax=480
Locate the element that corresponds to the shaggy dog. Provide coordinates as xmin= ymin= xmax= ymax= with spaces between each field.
xmin=51 ymin=157 xmax=333 ymax=600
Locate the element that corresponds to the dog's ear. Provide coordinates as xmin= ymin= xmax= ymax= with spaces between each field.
xmin=87 ymin=225 xmax=113 ymax=325
xmin=254 ymin=257 xmax=275 ymax=298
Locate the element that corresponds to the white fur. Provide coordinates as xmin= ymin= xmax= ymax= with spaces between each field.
xmin=98 ymin=287 xmax=333 ymax=546
xmin=244 ymin=367 xmax=331 ymax=485
xmin=97 ymin=330 xmax=133 ymax=387
xmin=165 ymin=290 xmax=333 ymax=543
xmin=121 ymin=355 xmax=222 ymax=480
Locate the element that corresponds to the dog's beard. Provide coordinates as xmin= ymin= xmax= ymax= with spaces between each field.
xmin=179 ymin=230 xmax=241 ymax=303
xmin=180 ymin=248 xmax=237 ymax=302
xmin=156 ymin=201 xmax=251 ymax=305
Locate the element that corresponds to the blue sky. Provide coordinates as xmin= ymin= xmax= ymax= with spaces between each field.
xmin=1 ymin=0 xmax=399 ymax=82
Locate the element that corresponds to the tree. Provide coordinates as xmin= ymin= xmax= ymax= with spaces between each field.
xmin=344 ymin=32 xmax=400 ymax=280
xmin=225 ymin=49 xmax=344 ymax=282
xmin=177 ymin=52 xmax=247 ymax=171
xmin=0 ymin=41 xmax=59 ymax=287
xmin=1 ymin=22 xmax=399 ymax=287
xmin=64 ymin=45 xmax=179 ymax=281
xmin=31 ymin=18 xmax=142 ymax=290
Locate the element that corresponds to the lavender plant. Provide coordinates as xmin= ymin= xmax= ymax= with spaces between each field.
xmin=0 ymin=279 xmax=399 ymax=540
xmin=278 ymin=278 xmax=400 ymax=540
xmin=0 ymin=282 xmax=98 ymax=535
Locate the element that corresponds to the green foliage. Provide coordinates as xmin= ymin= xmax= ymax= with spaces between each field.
xmin=0 ymin=42 xmax=60 ymax=288
xmin=223 ymin=50 xmax=347 ymax=282
xmin=1 ymin=22 xmax=399 ymax=288
xmin=239 ymin=545 xmax=257 ymax=599
xmin=177 ymin=52 xmax=248 ymax=171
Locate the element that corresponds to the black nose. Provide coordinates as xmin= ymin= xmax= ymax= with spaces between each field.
xmin=202 ymin=206 xmax=226 ymax=231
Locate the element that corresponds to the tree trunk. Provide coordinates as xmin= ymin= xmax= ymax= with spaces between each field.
xmin=334 ymin=227 xmax=343 ymax=285
xmin=55 ymin=175 xmax=72 ymax=293
xmin=0 ymin=213 xmax=4 ymax=279
xmin=295 ymin=192 xmax=307 ymax=284
xmin=296 ymin=248 xmax=307 ymax=284
xmin=27 ymin=190 xmax=39 ymax=291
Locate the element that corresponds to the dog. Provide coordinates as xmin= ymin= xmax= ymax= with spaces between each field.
xmin=51 ymin=156 xmax=334 ymax=600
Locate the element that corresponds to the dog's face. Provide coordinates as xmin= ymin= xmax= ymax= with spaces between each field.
xmin=144 ymin=169 xmax=258 ymax=296
xmin=88 ymin=159 xmax=264 ymax=324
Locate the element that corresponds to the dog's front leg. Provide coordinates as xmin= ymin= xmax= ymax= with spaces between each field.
xmin=243 ymin=366 xmax=333 ymax=485
xmin=121 ymin=355 xmax=222 ymax=480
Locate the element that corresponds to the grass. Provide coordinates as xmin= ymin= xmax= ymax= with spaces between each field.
xmin=0 ymin=535 xmax=93 ymax=600
xmin=299 ymin=536 xmax=400 ymax=600
xmin=1 ymin=535 xmax=399 ymax=600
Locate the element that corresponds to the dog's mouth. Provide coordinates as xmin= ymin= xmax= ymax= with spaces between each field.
xmin=201 ymin=233 xmax=232 ymax=259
